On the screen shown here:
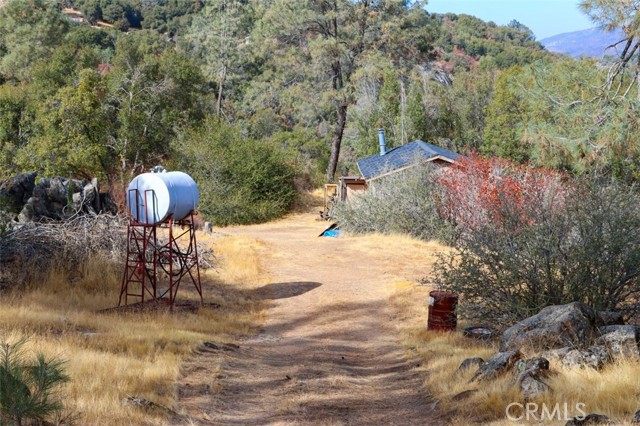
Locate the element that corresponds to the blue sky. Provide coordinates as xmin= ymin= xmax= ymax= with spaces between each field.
xmin=426 ymin=0 xmax=595 ymax=40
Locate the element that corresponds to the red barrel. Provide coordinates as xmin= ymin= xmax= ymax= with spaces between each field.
xmin=428 ymin=291 xmax=458 ymax=331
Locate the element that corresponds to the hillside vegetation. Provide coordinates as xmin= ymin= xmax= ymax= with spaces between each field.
xmin=0 ymin=1 xmax=637 ymax=210
xmin=0 ymin=0 xmax=554 ymax=225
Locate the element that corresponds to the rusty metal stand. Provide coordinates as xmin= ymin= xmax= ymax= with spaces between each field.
xmin=160 ymin=215 xmax=203 ymax=305
xmin=119 ymin=189 xmax=202 ymax=307
xmin=119 ymin=222 xmax=158 ymax=306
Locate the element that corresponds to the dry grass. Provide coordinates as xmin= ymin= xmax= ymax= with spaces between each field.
xmin=290 ymin=188 xmax=325 ymax=214
xmin=0 ymin=231 xmax=267 ymax=425
xmin=391 ymin=279 xmax=640 ymax=426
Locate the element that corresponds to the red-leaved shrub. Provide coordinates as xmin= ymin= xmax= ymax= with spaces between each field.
xmin=436 ymin=153 xmax=566 ymax=236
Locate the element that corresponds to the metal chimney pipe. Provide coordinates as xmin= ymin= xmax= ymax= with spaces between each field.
xmin=378 ymin=128 xmax=387 ymax=156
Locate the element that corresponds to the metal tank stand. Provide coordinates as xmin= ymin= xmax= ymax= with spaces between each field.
xmin=159 ymin=214 xmax=203 ymax=305
xmin=119 ymin=189 xmax=203 ymax=307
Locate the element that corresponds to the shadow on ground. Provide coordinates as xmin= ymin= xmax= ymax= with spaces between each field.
xmin=249 ymin=281 xmax=322 ymax=300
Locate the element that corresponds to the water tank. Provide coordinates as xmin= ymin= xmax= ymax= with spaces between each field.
xmin=126 ymin=171 xmax=199 ymax=224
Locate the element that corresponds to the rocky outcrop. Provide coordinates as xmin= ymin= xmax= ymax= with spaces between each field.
xmin=0 ymin=172 xmax=37 ymax=212
xmin=501 ymin=302 xmax=601 ymax=352
xmin=0 ymin=173 xmax=114 ymax=223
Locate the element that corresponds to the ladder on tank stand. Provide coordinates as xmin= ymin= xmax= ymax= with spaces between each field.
xmin=119 ymin=188 xmax=203 ymax=307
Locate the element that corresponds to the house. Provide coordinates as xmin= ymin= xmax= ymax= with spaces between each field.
xmin=356 ymin=130 xmax=459 ymax=182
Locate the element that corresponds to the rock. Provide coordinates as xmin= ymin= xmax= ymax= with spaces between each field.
xmin=204 ymin=222 xmax=213 ymax=233
xmin=597 ymin=325 xmax=640 ymax=358
xmin=541 ymin=347 xmax=572 ymax=362
xmin=99 ymin=192 xmax=118 ymax=214
xmin=82 ymin=182 xmax=97 ymax=204
xmin=514 ymin=357 xmax=550 ymax=373
xmin=458 ymin=357 xmax=484 ymax=372
xmin=501 ymin=302 xmax=601 ymax=352
xmin=514 ymin=357 xmax=551 ymax=399
xmin=598 ymin=311 xmax=624 ymax=326
xmin=18 ymin=176 xmax=88 ymax=221
xmin=91 ymin=178 xmax=101 ymax=212
xmin=632 ymin=408 xmax=640 ymax=424
xmin=519 ymin=370 xmax=551 ymax=399
xmin=565 ymin=413 xmax=612 ymax=426
xmin=0 ymin=172 xmax=114 ymax=222
xmin=452 ymin=389 xmax=478 ymax=401
xmin=0 ymin=172 xmax=37 ymax=212
xmin=197 ymin=341 xmax=240 ymax=353
xmin=469 ymin=351 xmax=522 ymax=382
xmin=463 ymin=326 xmax=496 ymax=340
xmin=562 ymin=345 xmax=610 ymax=369
xmin=122 ymin=395 xmax=178 ymax=416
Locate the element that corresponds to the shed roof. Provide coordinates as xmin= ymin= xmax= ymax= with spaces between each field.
xmin=356 ymin=140 xmax=459 ymax=180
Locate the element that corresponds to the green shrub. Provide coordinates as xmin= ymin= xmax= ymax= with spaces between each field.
xmin=335 ymin=163 xmax=451 ymax=241
xmin=431 ymin=178 xmax=640 ymax=324
xmin=172 ymin=119 xmax=297 ymax=226
xmin=0 ymin=337 xmax=69 ymax=426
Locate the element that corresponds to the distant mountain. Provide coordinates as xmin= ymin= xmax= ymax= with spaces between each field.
xmin=540 ymin=27 xmax=625 ymax=58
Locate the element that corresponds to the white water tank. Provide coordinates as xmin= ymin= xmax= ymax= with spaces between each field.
xmin=126 ymin=171 xmax=199 ymax=224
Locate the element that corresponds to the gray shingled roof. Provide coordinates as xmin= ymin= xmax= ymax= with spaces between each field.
xmin=356 ymin=140 xmax=459 ymax=180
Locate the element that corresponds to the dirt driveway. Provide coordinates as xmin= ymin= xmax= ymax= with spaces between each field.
xmin=176 ymin=212 xmax=444 ymax=425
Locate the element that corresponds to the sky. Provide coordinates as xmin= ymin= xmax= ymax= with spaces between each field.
xmin=426 ymin=0 xmax=595 ymax=40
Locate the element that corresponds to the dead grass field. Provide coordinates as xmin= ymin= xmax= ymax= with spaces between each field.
xmin=0 ymin=231 xmax=267 ymax=425
xmin=391 ymin=281 xmax=640 ymax=426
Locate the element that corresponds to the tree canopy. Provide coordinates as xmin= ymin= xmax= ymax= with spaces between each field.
xmin=1 ymin=0 xmax=637 ymax=223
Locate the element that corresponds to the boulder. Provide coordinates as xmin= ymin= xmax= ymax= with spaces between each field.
xmin=0 ymin=172 xmax=36 ymax=212
xmin=469 ymin=351 xmax=521 ymax=382
xmin=514 ymin=357 xmax=551 ymax=399
xmin=458 ymin=357 xmax=484 ymax=372
xmin=519 ymin=371 xmax=551 ymax=399
xmin=597 ymin=325 xmax=640 ymax=359
xmin=562 ymin=345 xmax=610 ymax=369
xmin=501 ymin=302 xmax=601 ymax=352
xmin=565 ymin=413 xmax=612 ymax=426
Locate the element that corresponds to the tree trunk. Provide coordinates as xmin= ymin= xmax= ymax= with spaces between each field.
xmin=216 ymin=65 xmax=226 ymax=117
xmin=326 ymin=103 xmax=348 ymax=182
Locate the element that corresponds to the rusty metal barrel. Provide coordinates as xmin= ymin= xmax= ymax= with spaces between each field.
xmin=427 ymin=290 xmax=458 ymax=331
